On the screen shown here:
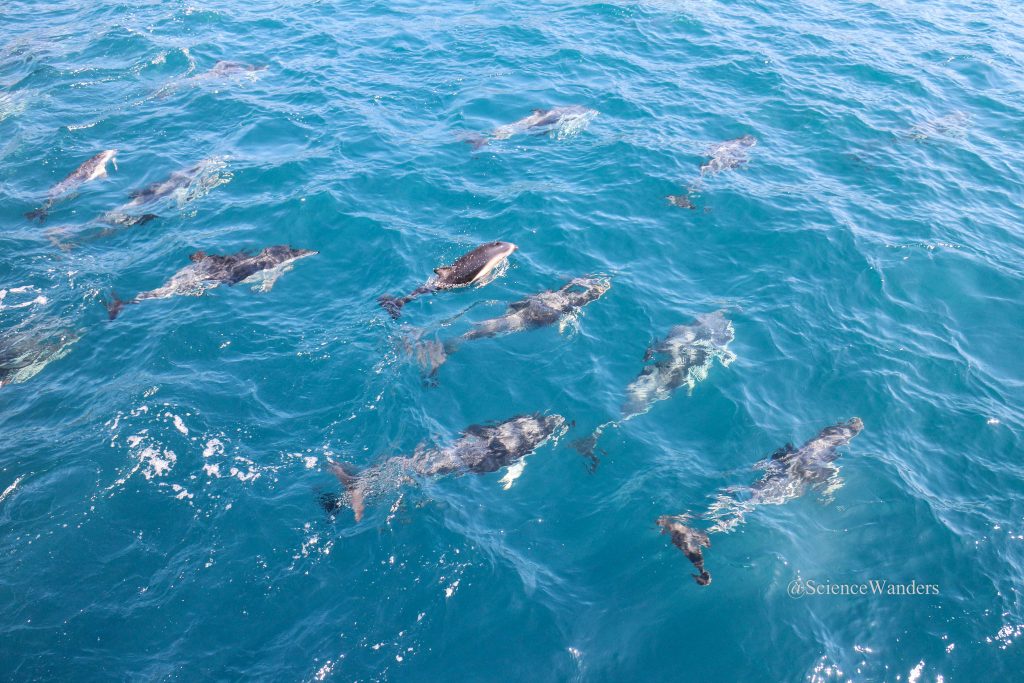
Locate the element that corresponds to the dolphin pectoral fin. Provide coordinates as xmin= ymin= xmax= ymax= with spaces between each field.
xmin=498 ymin=460 xmax=526 ymax=490
xmin=719 ymin=349 xmax=737 ymax=367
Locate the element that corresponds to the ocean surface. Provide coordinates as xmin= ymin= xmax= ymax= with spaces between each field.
xmin=2 ymin=0 xmax=1023 ymax=680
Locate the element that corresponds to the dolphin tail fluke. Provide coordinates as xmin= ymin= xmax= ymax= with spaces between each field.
xmin=377 ymin=295 xmax=407 ymax=319
xmin=328 ymin=461 xmax=366 ymax=522
xmin=105 ymin=291 xmax=133 ymax=320
xmin=693 ymin=570 xmax=712 ymax=586
xmin=25 ymin=207 xmax=48 ymax=223
xmin=571 ymin=433 xmax=604 ymax=473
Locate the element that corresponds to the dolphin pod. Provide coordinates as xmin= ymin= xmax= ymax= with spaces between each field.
xmin=13 ymin=87 xmax=868 ymax=597
xmin=322 ymin=413 xmax=567 ymax=521
xmin=659 ymin=418 xmax=864 ymax=586
xmin=377 ymin=240 xmax=518 ymax=318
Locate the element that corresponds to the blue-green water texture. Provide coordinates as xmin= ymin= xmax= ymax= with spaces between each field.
xmin=2 ymin=0 xmax=1024 ymax=680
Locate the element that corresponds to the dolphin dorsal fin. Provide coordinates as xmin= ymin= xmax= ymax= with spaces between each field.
xmin=508 ymin=300 xmax=531 ymax=311
xmin=189 ymin=250 xmax=207 ymax=262
xmin=532 ymin=108 xmax=545 ymax=115
xmin=434 ymin=266 xmax=453 ymax=278
xmin=770 ymin=443 xmax=797 ymax=460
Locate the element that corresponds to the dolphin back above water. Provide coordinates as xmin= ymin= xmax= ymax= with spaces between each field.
xmin=106 ymin=245 xmax=317 ymax=319
xmin=26 ymin=150 xmax=118 ymax=223
xmin=324 ymin=412 xmax=567 ymax=521
xmin=378 ymin=241 xmax=517 ymax=319
xmin=659 ymin=418 xmax=864 ymax=586
xmin=468 ymin=106 xmax=598 ymax=149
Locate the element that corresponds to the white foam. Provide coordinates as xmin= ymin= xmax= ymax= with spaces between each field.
xmin=202 ymin=438 xmax=224 ymax=458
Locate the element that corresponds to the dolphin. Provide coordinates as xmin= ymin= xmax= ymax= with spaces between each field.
xmin=667 ymin=135 xmax=757 ymax=209
xmin=656 ymin=515 xmax=711 ymax=586
xmin=704 ymin=417 xmax=864 ymax=533
xmin=656 ymin=418 xmax=863 ymax=586
xmin=573 ymin=310 xmax=736 ymax=468
xmin=206 ymin=61 xmax=267 ymax=78
xmin=415 ymin=276 xmax=611 ymax=375
xmin=378 ymin=241 xmax=517 ymax=319
xmin=26 ymin=150 xmax=118 ymax=223
xmin=323 ymin=413 xmax=567 ymax=521
xmin=0 ymin=329 xmax=78 ymax=390
xmin=156 ymin=61 xmax=267 ymax=97
xmin=100 ymin=157 xmax=231 ymax=229
xmin=699 ymin=135 xmax=757 ymax=176
xmin=468 ymin=106 xmax=598 ymax=149
xmin=106 ymin=245 xmax=317 ymax=319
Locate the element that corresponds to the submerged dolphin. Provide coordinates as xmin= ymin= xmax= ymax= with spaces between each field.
xmin=106 ymin=245 xmax=316 ymax=319
xmin=667 ymin=135 xmax=757 ymax=209
xmin=659 ymin=418 xmax=864 ymax=586
xmin=574 ymin=310 xmax=736 ymax=468
xmin=0 ymin=329 xmax=78 ymax=390
xmin=100 ymin=157 xmax=231 ymax=229
xmin=414 ymin=276 xmax=611 ymax=375
xmin=26 ymin=150 xmax=118 ymax=223
xmin=468 ymin=106 xmax=598 ymax=149
xmin=322 ymin=413 xmax=567 ymax=521
xmin=156 ymin=61 xmax=266 ymax=97
xmin=656 ymin=515 xmax=711 ymax=586
xmin=378 ymin=241 xmax=517 ymax=319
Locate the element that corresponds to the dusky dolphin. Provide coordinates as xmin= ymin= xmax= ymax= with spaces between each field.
xmin=100 ymin=156 xmax=231 ymax=229
xmin=156 ymin=61 xmax=267 ymax=98
xmin=26 ymin=150 xmax=118 ymax=223
xmin=106 ymin=245 xmax=316 ymax=319
xmin=704 ymin=417 xmax=864 ymax=533
xmin=323 ymin=412 xmax=567 ymax=521
xmin=468 ymin=106 xmax=598 ymax=149
xmin=574 ymin=310 xmax=736 ymax=469
xmin=378 ymin=241 xmax=517 ymax=319
xmin=657 ymin=515 xmax=711 ymax=586
xmin=0 ymin=329 xmax=78 ymax=390
xmin=657 ymin=418 xmax=864 ymax=586
xmin=414 ymin=276 xmax=611 ymax=375
xmin=667 ymin=135 xmax=757 ymax=209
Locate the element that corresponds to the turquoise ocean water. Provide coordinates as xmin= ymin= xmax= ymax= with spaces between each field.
xmin=2 ymin=1 xmax=1023 ymax=680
